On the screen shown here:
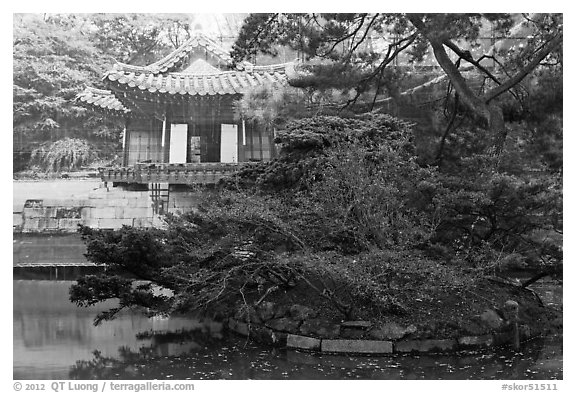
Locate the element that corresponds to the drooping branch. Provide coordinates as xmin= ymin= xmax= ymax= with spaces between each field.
xmin=348 ymin=14 xmax=380 ymax=58
xmin=321 ymin=14 xmax=369 ymax=57
xmin=340 ymin=32 xmax=417 ymax=111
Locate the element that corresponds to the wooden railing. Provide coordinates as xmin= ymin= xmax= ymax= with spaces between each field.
xmin=99 ymin=162 xmax=242 ymax=185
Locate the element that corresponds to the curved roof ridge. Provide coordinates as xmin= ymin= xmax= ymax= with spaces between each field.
xmin=112 ymin=32 xmax=233 ymax=75
xmin=106 ymin=61 xmax=296 ymax=82
xmin=165 ymin=61 xmax=295 ymax=77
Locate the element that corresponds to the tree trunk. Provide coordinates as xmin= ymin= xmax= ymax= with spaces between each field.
xmin=488 ymin=104 xmax=506 ymax=155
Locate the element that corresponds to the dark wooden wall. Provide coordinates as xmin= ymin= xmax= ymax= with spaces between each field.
xmin=125 ymin=118 xmax=163 ymax=165
xmin=124 ymin=97 xmax=277 ymax=165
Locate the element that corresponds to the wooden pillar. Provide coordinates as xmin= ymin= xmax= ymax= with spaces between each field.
xmin=161 ymin=116 xmax=167 ymax=163
xmin=121 ymin=126 xmax=127 ymax=166
xmin=239 ymin=118 xmax=246 ymax=162
xmin=163 ymin=108 xmax=172 ymax=163
xmin=122 ymin=118 xmax=130 ymax=167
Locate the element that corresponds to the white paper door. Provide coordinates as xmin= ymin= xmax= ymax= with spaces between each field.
xmin=169 ymin=124 xmax=188 ymax=163
xmin=220 ymin=124 xmax=238 ymax=163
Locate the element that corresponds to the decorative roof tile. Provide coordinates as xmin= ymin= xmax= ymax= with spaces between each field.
xmin=76 ymin=87 xmax=130 ymax=114
xmin=105 ymin=63 xmax=291 ymax=97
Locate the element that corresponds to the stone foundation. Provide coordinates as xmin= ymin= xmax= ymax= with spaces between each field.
xmin=227 ymin=317 xmax=539 ymax=355
xmin=225 ymin=300 xmax=542 ymax=356
xmin=14 ymin=182 xmax=200 ymax=233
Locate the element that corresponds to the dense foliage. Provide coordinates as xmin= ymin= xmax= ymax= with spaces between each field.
xmin=30 ymin=138 xmax=98 ymax=172
xmin=13 ymin=13 xmax=195 ymax=172
xmin=70 ymin=113 xmax=561 ymax=324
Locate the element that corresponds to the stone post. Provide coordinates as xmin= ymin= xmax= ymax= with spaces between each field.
xmin=504 ymin=300 xmax=520 ymax=350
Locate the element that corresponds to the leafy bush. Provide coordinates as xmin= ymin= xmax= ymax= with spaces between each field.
xmin=30 ymin=137 xmax=98 ymax=172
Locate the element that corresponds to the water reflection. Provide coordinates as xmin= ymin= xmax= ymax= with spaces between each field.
xmin=68 ymin=334 xmax=562 ymax=380
xmin=14 ymin=280 xmax=562 ymax=380
xmin=13 ymin=280 xmax=219 ymax=380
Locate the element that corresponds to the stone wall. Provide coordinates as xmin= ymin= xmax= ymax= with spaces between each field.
xmin=13 ymin=183 xmax=199 ymax=233
xmin=84 ymin=186 xmax=157 ymax=229
xmin=224 ymin=301 xmax=546 ymax=356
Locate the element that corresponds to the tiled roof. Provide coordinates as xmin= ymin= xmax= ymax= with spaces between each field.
xmin=78 ymin=32 xmax=294 ymax=115
xmin=112 ymin=33 xmax=233 ymax=75
xmin=76 ymin=87 xmax=130 ymax=113
xmin=105 ymin=62 xmax=292 ymax=96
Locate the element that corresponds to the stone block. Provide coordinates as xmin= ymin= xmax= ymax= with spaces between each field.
xmin=114 ymin=207 xmax=125 ymax=219
xmin=480 ymin=309 xmax=505 ymax=330
xmin=121 ymin=218 xmax=135 ymax=226
xmin=133 ymin=218 xmax=153 ymax=228
xmin=299 ymin=319 xmax=341 ymax=338
xmin=228 ymin=319 xmax=250 ymax=336
xmin=265 ymin=317 xmax=301 ymax=334
xmin=249 ymin=325 xmax=287 ymax=347
xmin=38 ymin=217 xmax=60 ymax=230
xmin=151 ymin=216 xmax=168 ymax=229
xmin=127 ymin=198 xmax=152 ymax=207
xmin=394 ymin=339 xmax=457 ymax=353
xmin=321 ymin=339 xmax=393 ymax=354
xmin=75 ymin=198 xmax=91 ymax=206
xmin=124 ymin=191 xmax=148 ymax=200
xmin=341 ymin=321 xmax=372 ymax=329
xmin=287 ymin=334 xmax=321 ymax=351
xmin=519 ymin=324 xmax=532 ymax=340
xmin=105 ymin=199 xmax=120 ymax=207
xmin=58 ymin=218 xmax=83 ymax=232
xmin=22 ymin=218 xmax=41 ymax=232
xmin=89 ymin=199 xmax=108 ymax=208
xmin=493 ymin=331 xmax=515 ymax=346
xmin=23 ymin=208 xmax=55 ymax=219
xmin=81 ymin=207 xmax=92 ymax=220
xmin=458 ymin=335 xmax=494 ymax=348
xmin=93 ymin=207 xmax=116 ymax=219
xmin=270 ymin=330 xmax=288 ymax=347
xmin=289 ymin=304 xmax=318 ymax=320
xmin=88 ymin=189 xmax=107 ymax=199
xmin=97 ymin=218 xmax=124 ymax=229
xmin=274 ymin=304 xmax=291 ymax=319
xmin=55 ymin=207 xmax=82 ymax=219
xmin=113 ymin=198 xmax=130 ymax=207
xmin=13 ymin=212 xmax=23 ymax=224
xmin=82 ymin=218 xmax=99 ymax=229
xmin=340 ymin=329 xmax=365 ymax=339
xmin=256 ymin=302 xmax=276 ymax=322
xmin=369 ymin=323 xmax=416 ymax=340
xmin=121 ymin=207 xmax=151 ymax=218
xmin=58 ymin=198 xmax=82 ymax=207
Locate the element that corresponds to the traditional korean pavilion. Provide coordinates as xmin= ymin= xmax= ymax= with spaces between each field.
xmin=78 ymin=32 xmax=292 ymax=186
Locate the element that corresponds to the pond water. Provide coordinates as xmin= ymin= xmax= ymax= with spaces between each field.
xmin=13 ymin=235 xmax=563 ymax=380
